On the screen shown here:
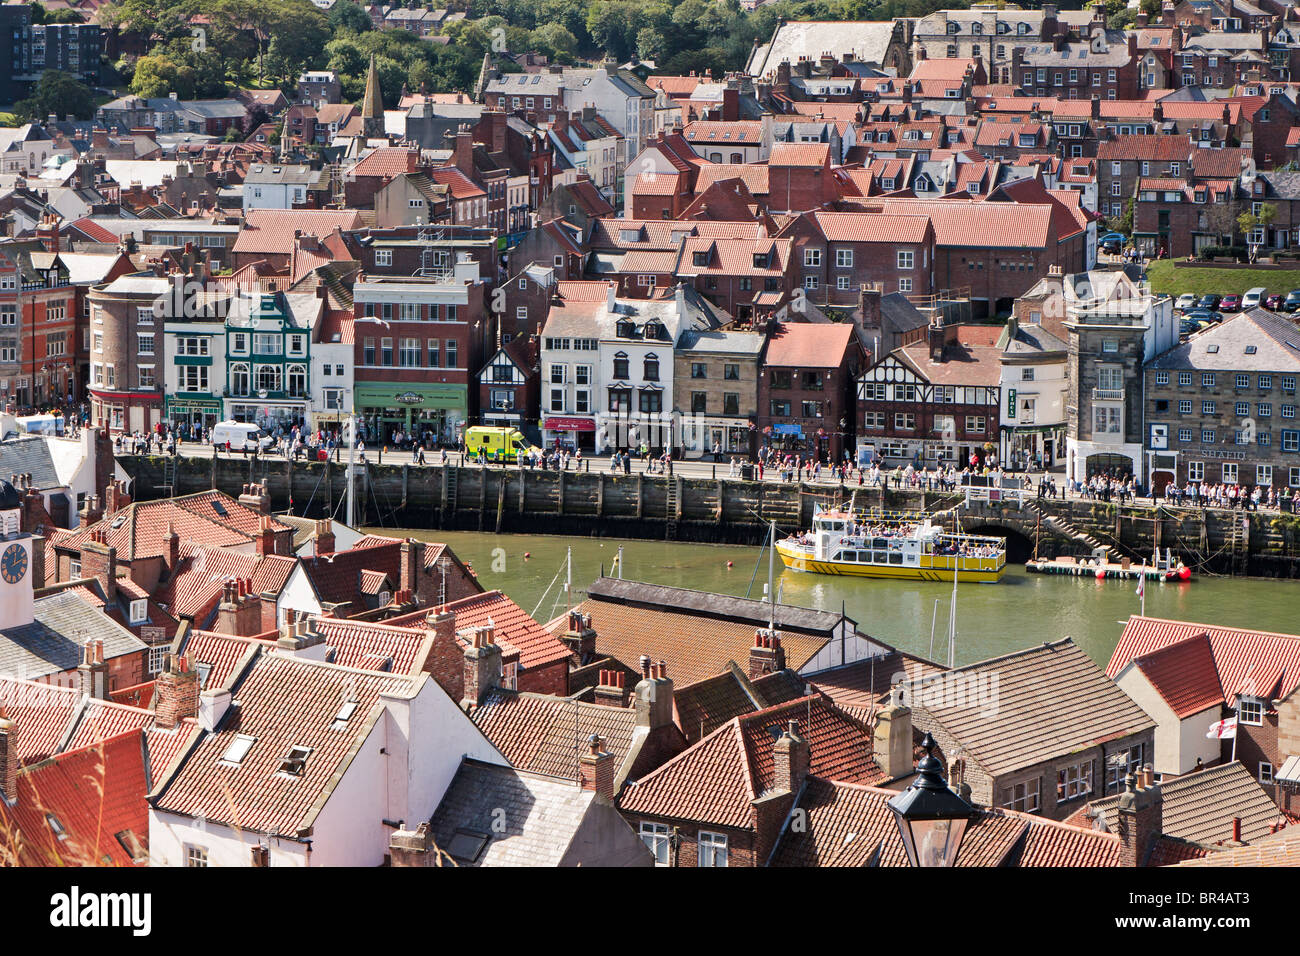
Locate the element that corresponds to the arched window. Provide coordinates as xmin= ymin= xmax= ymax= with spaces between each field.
xmin=730 ymin=153 xmax=742 ymax=163
xmin=255 ymin=364 xmax=282 ymax=393
xmin=287 ymin=364 xmax=307 ymax=398
xmin=230 ymin=363 xmax=249 ymax=397
xmin=643 ymin=353 xmax=659 ymax=382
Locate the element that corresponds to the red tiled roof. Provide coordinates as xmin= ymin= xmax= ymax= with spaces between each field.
xmin=619 ymin=696 xmax=884 ymax=831
xmin=311 ymin=617 xmax=430 ymax=674
xmin=0 ymin=677 xmax=80 ymax=763
xmin=631 ymin=171 xmax=684 ymax=196
xmin=1096 ymin=134 xmax=1193 ymax=162
xmin=154 ymin=544 xmax=297 ymax=621
xmin=683 ymin=121 xmax=764 ymax=145
xmin=769 ymin=142 xmax=830 ymax=167
xmin=805 ymin=210 xmax=932 ymax=244
xmin=348 ymin=146 xmax=419 ymax=179
xmin=693 ymin=164 xmax=770 ymax=196
xmin=0 ymin=730 xmax=150 ymax=866
xmin=1131 ymin=634 xmax=1224 ymax=718
xmin=234 ymin=209 xmax=365 ymax=255
xmin=176 ymin=629 xmax=266 ymax=692
xmin=676 ymin=236 xmax=791 ymax=276
xmin=152 ymin=653 xmax=418 ymax=834
xmin=298 ymin=540 xmax=403 ymax=617
xmin=442 ymin=590 xmax=571 ymax=671
xmin=1108 ymin=616 xmax=1300 ymax=705
xmin=764 ymin=322 xmax=856 ymax=369
xmin=67 ymin=218 xmax=122 ymax=243
xmin=427 ymin=165 xmax=487 ymax=200
xmin=471 ymin=689 xmax=639 ymax=780
xmin=874 ymin=197 xmax=1054 ymax=248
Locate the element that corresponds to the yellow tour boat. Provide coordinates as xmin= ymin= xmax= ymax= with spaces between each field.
xmin=775 ymin=509 xmax=1006 ymax=583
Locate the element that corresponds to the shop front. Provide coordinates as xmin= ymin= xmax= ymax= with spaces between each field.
xmin=227 ymin=399 xmax=308 ymax=435
xmin=165 ymin=396 xmax=223 ymax=433
xmin=1001 ymin=424 xmax=1062 ymax=472
xmin=679 ymin=416 xmax=754 ymax=459
xmin=91 ymin=388 xmax=162 ymax=435
xmin=355 ymin=382 xmax=467 ymax=449
xmin=543 ymin=415 xmax=596 ymax=452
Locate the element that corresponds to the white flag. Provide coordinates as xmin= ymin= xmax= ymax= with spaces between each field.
xmin=1206 ymin=717 xmax=1237 ymax=740
xmin=1135 ymin=575 xmax=1144 ymax=598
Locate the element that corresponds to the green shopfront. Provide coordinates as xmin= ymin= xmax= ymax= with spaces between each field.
xmin=354 ymin=382 xmax=467 ymax=448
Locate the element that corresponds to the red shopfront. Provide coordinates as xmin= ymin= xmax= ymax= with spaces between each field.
xmin=543 ymin=415 xmax=596 ymax=452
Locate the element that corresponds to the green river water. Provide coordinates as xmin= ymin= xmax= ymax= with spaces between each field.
xmin=377 ymin=529 xmax=1300 ymax=669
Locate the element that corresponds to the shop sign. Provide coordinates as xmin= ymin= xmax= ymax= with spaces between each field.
xmin=396 ymin=392 xmax=425 ymax=405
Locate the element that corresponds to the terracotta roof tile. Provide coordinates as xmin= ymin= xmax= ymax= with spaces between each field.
xmin=0 ymin=730 xmax=150 ymax=866
xmin=1108 ymin=616 xmax=1300 ymax=705
xmin=1131 ymin=634 xmax=1224 ymax=718
xmin=765 ymin=322 xmax=856 ymax=369
xmin=234 ymin=209 xmax=365 ymax=255
xmin=153 ymin=653 xmax=419 ymax=834
xmin=0 ymin=677 xmax=80 ymax=763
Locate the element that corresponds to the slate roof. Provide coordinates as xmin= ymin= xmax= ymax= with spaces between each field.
xmin=1173 ymin=830 xmax=1300 ymax=867
xmin=907 ymin=639 xmax=1155 ymax=778
xmin=428 ymin=758 xmax=640 ymax=866
xmin=1147 ymin=310 xmax=1300 ymax=374
xmin=1087 ymin=763 xmax=1286 ymax=848
xmin=0 ymin=438 xmax=62 ymax=489
xmin=806 ymin=650 xmax=947 ymax=711
xmin=619 ymin=696 xmax=885 ymax=830
xmin=0 ymin=591 xmax=147 ymax=682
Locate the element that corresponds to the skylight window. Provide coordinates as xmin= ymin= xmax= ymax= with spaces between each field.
xmin=1206 ymin=344 xmax=1220 ymax=353
xmin=46 ymin=813 xmax=67 ymax=840
xmin=196 ymin=662 xmax=213 ymax=689
xmin=278 ymin=745 xmax=313 ymax=776
xmin=447 ymin=828 xmax=490 ymax=863
xmin=221 ymin=734 xmax=256 ymax=765
xmin=330 ymin=699 xmax=359 ymax=730
xmin=1245 ymin=346 xmax=1257 ymax=354
xmin=211 ymin=501 xmax=228 ymax=517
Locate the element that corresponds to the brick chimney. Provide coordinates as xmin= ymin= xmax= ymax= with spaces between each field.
xmin=314 ymin=519 xmax=335 ymax=556
xmin=79 ymin=494 xmax=103 ymax=527
xmin=390 ymin=822 xmax=435 ymax=866
xmin=165 ymin=521 xmax=180 ymax=571
xmin=578 ymin=733 xmax=616 ymax=801
xmin=104 ymin=479 xmax=131 ymax=515
xmin=594 ymin=668 xmax=630 ymax=707
xmin=773 ymin=719 xmax=809 ymax=794
xmin=0 ymin=710 xmax=18 ymax=802
xmin=1115 ymin=771 xmax=1163 ymax=867
xmin=238 ymin=482 xmax=271 ymax=514
xmin=460 ymin=625 xmax=502 ymax=711
xmin=275 ymin=617 xmax=328 ymax=658
xmin=634 ymin=657 xmax=675 ymax=729
xmin=927 ymin=317 xmax=946 ymax=362
xmin=722 ymin=81 xmax=740 ymax=123
xmin=872 ymin=685 xmax=914 ymax=780
xmin=79 ymin=530 xmax=117 ymax=602
xmin=216 ymin=578 xmax=262 ymax=637
xmin=453 ymin=124 xmax=474 ymax=175
xmin=859 ymin=284 xmax=882 ymax=333
xmin=77 ymin=639 xmax=110 ymax=700
xmin=749 ymin=630 xmax=785 ymax=680
xmin=561 ymin=610 xmax=597 ymax=665
xmin=255 ymin=516 xmax=277 ymax=556
xmin=22 ymin=485 xmax=52 ymax=535
xmin=155 ymin=654 xmax=199 ymax=729
xmin=400 ymin=539 xmax=420 ymax=594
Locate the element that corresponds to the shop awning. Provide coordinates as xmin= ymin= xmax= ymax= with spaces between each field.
xmin=544 ymin=417 xmax=596 ymax=432
xmin=1277 ymin=755 xmax=1300 ymax=787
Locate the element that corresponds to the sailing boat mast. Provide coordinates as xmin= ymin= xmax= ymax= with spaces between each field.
xmin=564 ymin=547 xmax=572 ymax=614
xmin=768 ymin=519 xmax=776 ymax=635
xmin=346 ymin=412 xmax=357 ymax=528
xmin=948 ymin=556 xmax=959 ymax=668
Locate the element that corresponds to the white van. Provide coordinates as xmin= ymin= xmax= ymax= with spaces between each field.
xmin=1242 ymin=287 xmax=1267 ymax=310
xmin=211 ymin=420 xmax=271 ymax=452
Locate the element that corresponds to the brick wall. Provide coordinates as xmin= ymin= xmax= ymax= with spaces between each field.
xmin=519 ymin=658 xmax=568 ymax=697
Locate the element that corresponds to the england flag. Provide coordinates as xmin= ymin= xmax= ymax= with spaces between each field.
xmin=1206 ymin=717 xmax=1237 ymax=740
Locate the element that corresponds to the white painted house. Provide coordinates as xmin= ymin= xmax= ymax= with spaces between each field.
xmin=147 ymin=632 xmax=508 ymax=867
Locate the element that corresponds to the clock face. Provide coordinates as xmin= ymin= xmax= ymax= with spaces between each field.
xmin=1 ymin=543 xmax=26 ymax=585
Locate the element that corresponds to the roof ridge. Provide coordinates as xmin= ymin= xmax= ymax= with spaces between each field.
xmin=918 ymin=637 xmax=1075 ymax=677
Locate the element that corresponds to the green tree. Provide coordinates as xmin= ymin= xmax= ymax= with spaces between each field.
xmin=15 ymin=70 xmax=95 ymax=121
xmin=532 ymin=23 xmax=578 ymax=59
xmin=329 ymin=0 xmax=372 ymax=33
xmin=1238 ymin=203 xmax=1277 ymax=261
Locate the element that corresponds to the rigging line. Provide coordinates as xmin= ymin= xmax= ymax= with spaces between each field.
xmin=530 ymin=560 xmax=566 ymax=621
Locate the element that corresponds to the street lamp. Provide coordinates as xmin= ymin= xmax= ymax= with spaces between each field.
xmin=887 ymin=732 xmax=974 ymax=867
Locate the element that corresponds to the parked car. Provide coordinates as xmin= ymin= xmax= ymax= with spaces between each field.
xmin=1099 ymin=232 xmax=1126 ymax=254
xmin=1197 ymin=294 xmax=1221 ymax=310
xmin=1265 ymin=293 xmax=1284 ymax=310
xmin=1220 ymin=294 xmax=1242 ymax=312
xmin=1179 ymin=318 xmax=1202 ymax=336
xmin=1241 ymin=287 xmax=1267 ymax=310
xmin=1174 ymin=293 xmax=1197 ymax=311
xmin=1183 ymin=309 xmax=1222 ymax=326
xmin=1285 ymin=289 xmax=1300 ymax=313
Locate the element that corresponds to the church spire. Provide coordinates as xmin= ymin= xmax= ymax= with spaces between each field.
xmin=362 ymin=54 xmax=384 ymax=138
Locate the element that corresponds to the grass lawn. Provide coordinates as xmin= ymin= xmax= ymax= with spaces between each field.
xmin=1145 ymin=259 xmax=1300 ymax=298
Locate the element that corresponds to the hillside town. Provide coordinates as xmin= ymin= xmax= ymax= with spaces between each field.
xmin=0 ymin=0 xmax=1297 ymax=886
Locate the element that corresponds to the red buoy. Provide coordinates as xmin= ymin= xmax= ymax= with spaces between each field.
xmin=1178 ymin=565 xmax=1191 ymax=581
xmin=524 ymin=552 xmax=531 ymax=559
xmin=1095 ymin=568 xmax=1107 ymax=580
xmin=727 ymin=561 xmax=734 ymax=568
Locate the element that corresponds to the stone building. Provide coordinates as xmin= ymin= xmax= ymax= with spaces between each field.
xmin=674 ymin=328 xmax=765 ymax=459
xmin=1143 ymin=309 xmax=1300 ymax=493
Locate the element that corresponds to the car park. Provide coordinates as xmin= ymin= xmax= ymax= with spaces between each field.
xmin=1183 ymin=309 xmax=1222 ymax=326
xmin=1220 ymin=294 xmax=1242 ymax=312
xmin=1174 ymin=293 xmax=1197 ymax=311
xmin=1241 ymin=287 xmax=1266 ymax=310
xmin=1285 ymin=290 xmax=1300 ymax=312
xmin=1197 ymin=294 xmax=1221 ymax=310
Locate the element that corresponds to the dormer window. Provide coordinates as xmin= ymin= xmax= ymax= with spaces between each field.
xmin=692 ymin=251 xmax=709 ymax=267
xmin=1238 ymin=696 xmax=1264 ymax=725
xmin=129 ymin=599 xmax=147 ymax=624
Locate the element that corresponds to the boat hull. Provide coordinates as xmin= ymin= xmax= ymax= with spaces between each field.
xmin=776 ymin=541 xmax=1005 ymax=583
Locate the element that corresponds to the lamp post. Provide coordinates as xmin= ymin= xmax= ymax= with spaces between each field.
xmin=887 ymin=732 xmax=974 ymax=867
